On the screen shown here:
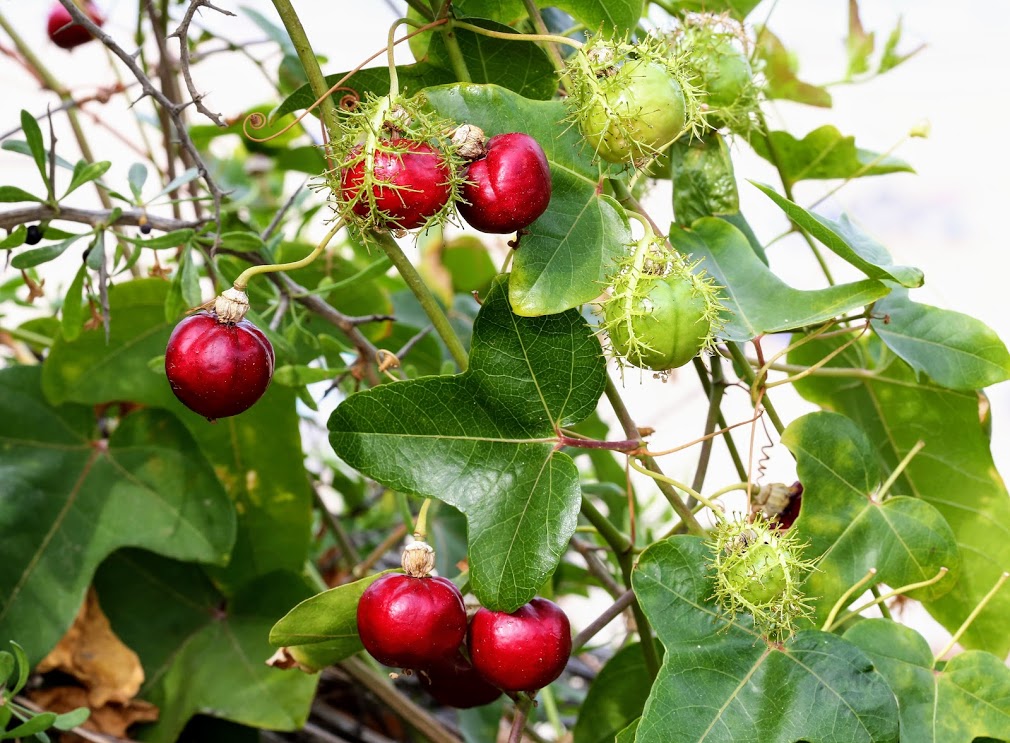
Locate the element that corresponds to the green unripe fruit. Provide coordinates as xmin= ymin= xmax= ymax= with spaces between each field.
xmin=582 ymin=59 xmax=687 ymax=164
xmin=723 ymin=542 xmax=788 ymax=606
xmin=692 ymin=39 xmax=753 ymax=111
xmin=605 ymin=272 xmax=711 ymax=371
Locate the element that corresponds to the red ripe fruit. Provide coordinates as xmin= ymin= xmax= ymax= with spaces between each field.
xmin=419 ymin=652 xmax=502 ymax=708
xmin=467 ymin=597 xmax=571 ymax=693
xmin=164 ymin=311 xmax=274 ymax=421
xmin=47 ymin=2 xmax=105 ymax=50
xmin=457 ymin=133 xmax=552 ymax=234
xmin=340 ymin=140 xmax=452 ymax=231
xmin=356 ymin=574 xmax=467 ymax=669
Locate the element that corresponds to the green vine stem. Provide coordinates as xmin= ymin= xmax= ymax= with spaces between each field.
xmin=821 ymin=568 xmax=877 ymax=631
xmin=374 ymin=232 xmax=469 ymax=371
xmin=232 ymin=219 xmax=343 ymax=291
xmin=934 ymin=571 xmax=1010 ymax=663
xmin=451 ymin=19 xmax=582 ymax=51
xmin=827 ymin=567 xmax=949 ymax=632
xmin=580 ymin=496 xmax=632 ymax=555
xmin=520 ymin=0 xmax=575 ymax=92
xmin=726 ymin=341 xmax=786 ymax=434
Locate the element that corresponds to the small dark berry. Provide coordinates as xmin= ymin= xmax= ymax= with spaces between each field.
xmin=140 ymin=223 xmax=152 ymax=235
xmin=25 ymin=225 xmax=42 ymax=245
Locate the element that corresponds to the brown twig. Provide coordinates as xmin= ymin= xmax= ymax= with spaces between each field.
xmin=168 ymin=0 xmax=235 ymax=127
xmin=0 ymin=204 xmax=206 ymax=232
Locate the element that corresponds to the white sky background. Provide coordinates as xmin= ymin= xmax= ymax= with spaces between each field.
xmin=2 ymin=0 xmax=1009 ymax=652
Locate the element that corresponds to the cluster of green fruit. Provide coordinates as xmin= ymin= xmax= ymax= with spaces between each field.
xmin=356 ymin=543 xmax=571 ymax=707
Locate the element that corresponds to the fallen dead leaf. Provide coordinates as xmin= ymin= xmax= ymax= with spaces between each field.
xmin=29 ymin=686 xmax=158 ymax=739
xmin=38 ymin=587 xmax=144 ymax=707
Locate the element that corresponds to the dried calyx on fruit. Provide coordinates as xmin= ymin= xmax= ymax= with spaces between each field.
xmin=453 ymin=125 xmax=553 ymax=236
xmin=754 ymin=481 xmax=803 ymax=529
xmin=601 ymin=231 xmax=725 ymax=373
xmin=355 ymin=540 xmax=468 ymax=670
xmin=164 ymin=290 xmax=275 ymax=422
xmin=332 ymin=95 xmax=465 ymax=235
xmin=672 ymin=14 xmax=761 ymax=134
xmin=709 ymin=515 xmax=816 ymax=644
xmin=47 ymin=1 xmax=104 ymax=50
xmin=565 ymin=34 xmax=703 ymax=167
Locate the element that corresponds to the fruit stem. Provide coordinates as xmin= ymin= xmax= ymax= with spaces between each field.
xmin=726 ymin=342 xmax=786 ymax=434
xmin=629 ymin=458 xmax=723 ymax=516
xmin=507 ymin=695 xmax=534 ymax=743
xmin=373 ymin=231 xmax=469 ymax=371
xmin=876 ymin=440 xmax=924 ymax=501
xmin=413 ymin=498 xmax=433 ymax=542
xmin=385 ymin=19 xmax=410 ymax=99
xmin=822 ymin=568 xmax=877 ymax=632
xmin=519 ymin=0 xmax=575 ymax=93
xmin=451 ymin=20 xmax=582 ymax=51
xmin=829 ymin=566 xmax=949 ymax=633
xmin=232 ymin=219 xmax=343 ymax=291
xmin=934 ymin=570 xmax=1009 ymax=664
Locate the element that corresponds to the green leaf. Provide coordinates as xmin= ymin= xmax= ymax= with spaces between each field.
xmin=632 ymin=536 xmax=899 ymax=743
xmin=85 ymin=230 xmax=105 ymax=271
xmin=64 ymin=160 xmax=112 ymax=199
xmin=268 ymin=570 xmax=397 ymax=667
xmin=615 ymin=719 xmax=640 ymax=743
xmin=572 ymin=643 xmax=657 ymax=743
xmin=426 ymin=84 xmax=631 ymax=316
xmin=164 ymin=246 xmax=201 ymax=322
xmin=749 ymin=126 xmax=914 ymax=185
xmin=20 ymin=110 xmax=48 ymax=188
xmin=41 ymin=279 xmax=314 ymax=592
xmin=1 ymin=141 xmax=75 ymax=174
xmin=95 ymin=550 xmax=317 ymax=742
xmin=51 ymin=708 xmax=90 ymax=731
xmin=0 ymin=185 xmax=43 ymax=203
xmin=0 ymin=224 xmax=27 ymax=249
xmin=128 ymin=163 xmax=148 ymax=201
xmin=665 ymin=0 xmax=760 ymax=19
xmin=219 ymin=231 xmax=266 ymax=252
xmin=752 ymin=182 xmax=923 ymax=287
xmin=0 ymin=366 xmax=235 ymax=663
xmin=0 ymin=650 xmax=12 ymax=687
xmin=329 ymin=275 xmax=606 ymax=611
xmin=670 ymin=133 xmax=739 ymax=225
xmin=845 ymin=1 xmax=875 ymax=79
xmin=11 ymin=234 xmax=87 ymax=269
xmin=671 ymin=218 xmax=889 ymax=341
xmin=846 ymin=619 xmax=1010 ymax=742
xmin=9 ymin=641 xmax=29 ymax=695
xmin=781 ymin=412 xmax=959 ymax=625
xmin=872 ymin=290 xmax=1010 ymax=391
xmin=149 ymin=168 xmax=201 ymax=202
xmin=755 ymin=28 xmax=832 ymax=107
xmin=119 ymin=228 xmax=195 ymax=249
xmin=4 ymin=713 xmax=58 ymax=739
xmin=61 ymin=262 xmax=88 ymax=342
xmin=790 ymin=334 xmax=1010 ymax=655
xmin=273 ymin=364 xmax=342 ymax=387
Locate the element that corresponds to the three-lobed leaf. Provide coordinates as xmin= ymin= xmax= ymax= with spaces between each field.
xmin=329 ymin=274 xmax=606 ymax=611
xmin=631 ymin=536 xmax=899 ymax=743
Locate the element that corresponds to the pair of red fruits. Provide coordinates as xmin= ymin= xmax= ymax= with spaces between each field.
xmin=357 ymin=570 xmax=571 ymax=707
xmin=341 ymin=130 xmax=553 ymax=235
xmin=47 ymin=2 xmax=104 ymax=49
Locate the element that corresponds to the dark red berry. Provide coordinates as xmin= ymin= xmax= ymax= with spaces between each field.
xmin=340 ymin=140 xmax=452 ymax=231
xmin=467 ymin=597 xmax=571 ymax=693
xmin=457 ymin=133 xmax=552 ymax=234
xmin=25 ymin=225 xmax=42 ymax=245
xmin=356 ymin=574 xmax=467 ymax=669
xmin=47 ymin=2 xmax=104 ymax=50
xmin=419 ymin=652 xmax=502 ymax=708
xmin=164 ymin=311 xmax=274 ymax=421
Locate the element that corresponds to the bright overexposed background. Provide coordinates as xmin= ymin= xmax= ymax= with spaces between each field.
xmin=2 ymin=0 xmax=1008 ymax=662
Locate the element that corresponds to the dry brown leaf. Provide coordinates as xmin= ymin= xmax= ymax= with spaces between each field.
xmin=38 ymin=587 xmax=144 ymax=706
xmin=29 ymin=686 xmax=159 ymax=739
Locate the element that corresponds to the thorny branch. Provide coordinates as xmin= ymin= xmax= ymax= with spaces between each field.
xmin=168 ymin=0 xmax=234 ymax=127
xmin=55 ymin=0 xmax=228 ymax=246
xmin=0 ymin=205 xmax=207 ymax=233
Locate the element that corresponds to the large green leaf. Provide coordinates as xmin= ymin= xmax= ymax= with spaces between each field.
xmin=790 ymin=334 xmax=1010 ymax=655
xmin=0 ymin=366 xmax=235 ymax=662
xmin=41 ymin=278 xmax=315 ymax=592
xmin=94 ymin=550 xmax=317 ymax=743
xmin=754 ymin=28 xmax=832 ymax=107
xmin=872 ymin=290 xmax=1010 ymax=391
xmin=572 ymin=643 xmax=657 ymax=743
xmin=752 ymin=183 xmax=923 ymax=288
xmin=749 ymin=125 xmax=914 ymax=185
xmin=845 ymin=619 xmax=1010 ymax=743
xmin=631 ymin=536 xmax=899 ymax=743
xmin=268 ymin=570 xmax=397 ymax=668
xmin=454 ymin=0 xmax=644 ymax=33
xmin=671 ymin=218 xmax=889 ymax=341
xmin=667 ymin=0 xmax=760 ymax=19
xmin=781 ymin=412 xmax=959 ymax=625
xmin=328 ymin=275 xmax=606 ymax=611
xmin=426 ymin=84 xmax=630 ymax=316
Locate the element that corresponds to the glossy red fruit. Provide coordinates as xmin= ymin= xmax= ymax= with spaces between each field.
xmin=419 ymin=652 xmax=503 ymax=708
xmin=457 ymin=133 xmax=552 ymax=234
xmin=164 ymin=311 xmax=274 ymax=421
xmin=47 ymin=2 xmax=104 ymax=50
xmin=467 ymin=597 xmax=571 ymax=693
xmin=356 ymin=574 xmax=467 ymax=669
xmin=340 ymin=140 xmax=452 ymax=230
